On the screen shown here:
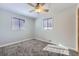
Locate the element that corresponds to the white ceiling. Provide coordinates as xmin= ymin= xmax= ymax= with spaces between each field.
xmin=0 ymin=3 xmax=77 ymax=18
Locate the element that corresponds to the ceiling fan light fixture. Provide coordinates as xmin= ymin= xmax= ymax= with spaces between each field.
xmin=28 ymin=3 xmax=49 ymax=13
xmin=35 ymin=8 xmax=43 ymax=13
xmin=35 ymin=5 xmax=44 ymax=13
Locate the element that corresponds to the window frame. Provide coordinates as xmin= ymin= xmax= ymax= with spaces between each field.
xmin=43 ymin=17 xmax=53 ymax=30
xmin=11 ymin=17 xmax=25 ymax=31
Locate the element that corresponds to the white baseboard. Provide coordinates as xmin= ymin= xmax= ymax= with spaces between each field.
xmin=0 ymin=37 xmax=76 ymax=52
xmin=0 ymin=37 xmax=33 ymax=47
xmin=35 ymin=37 xmax=51 ymax=43
xmin=35 ymin=37 xmax=76 ymax=51
xmin=35 ymin=36 xmax=58 ymax=45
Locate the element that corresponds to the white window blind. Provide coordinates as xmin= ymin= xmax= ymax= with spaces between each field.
xmin=11 ymin=17 xmax=25 ymax=30
xmin=43 ymin=17 xmax=53 ymax=30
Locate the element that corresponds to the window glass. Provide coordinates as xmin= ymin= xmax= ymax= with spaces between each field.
xmin=43 ymin=17 xmax=53 ymax=30
xmin=11 ymin=17 xmax=25 ymax=30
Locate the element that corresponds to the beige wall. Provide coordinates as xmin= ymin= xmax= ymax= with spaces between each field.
xmin=35 ymin=6 xmax=76 ymax=50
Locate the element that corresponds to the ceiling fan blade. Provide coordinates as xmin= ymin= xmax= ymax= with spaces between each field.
xmin=35 ymin=3 xmax=40 ymax=8
xmin=35 ymin=3 xmax=45 ymax=8
xmin=44 ymin=9 xmax=49 ymax=12
xmin=27 ymin=3 xmax=35 ymax=7
xmin=41 ymin=3 xmax=45 ymax=6
xmin=29 ymin=10 xmax=34 ymax=12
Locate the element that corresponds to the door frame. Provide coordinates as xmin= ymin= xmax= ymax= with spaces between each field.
xmin=76 ymin=5 xmax=79 ymax=53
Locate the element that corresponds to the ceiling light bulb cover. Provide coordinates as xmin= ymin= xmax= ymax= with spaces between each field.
xmin=35 ymin=8 xmax=43 ymax=12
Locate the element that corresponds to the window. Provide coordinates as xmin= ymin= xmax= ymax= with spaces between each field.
xmin=11 ymin=17 xmax=25 ymax=30
xmin=43 ymin=17 xmax=54 ymax=30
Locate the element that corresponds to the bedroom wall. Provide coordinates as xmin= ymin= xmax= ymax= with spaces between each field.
xmin=0 ymin=9 xmax=35 ymax=46
xmin=0 ymin=4 xmax=77 ymax=50
xmin=35 ymin=6 xmax=76 ymax=50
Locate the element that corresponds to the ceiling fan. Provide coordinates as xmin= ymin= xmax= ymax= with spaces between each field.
xmin=27 ymin=3 xmax=49 ymax=13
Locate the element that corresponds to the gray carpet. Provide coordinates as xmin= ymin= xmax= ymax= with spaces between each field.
xmin=19 ymin=39 xmax=78 ymax=56
xmin=16 ymin=39 xmax=67 ymax=56
xmin=0 ymin=39 xmax=78 ymax=56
